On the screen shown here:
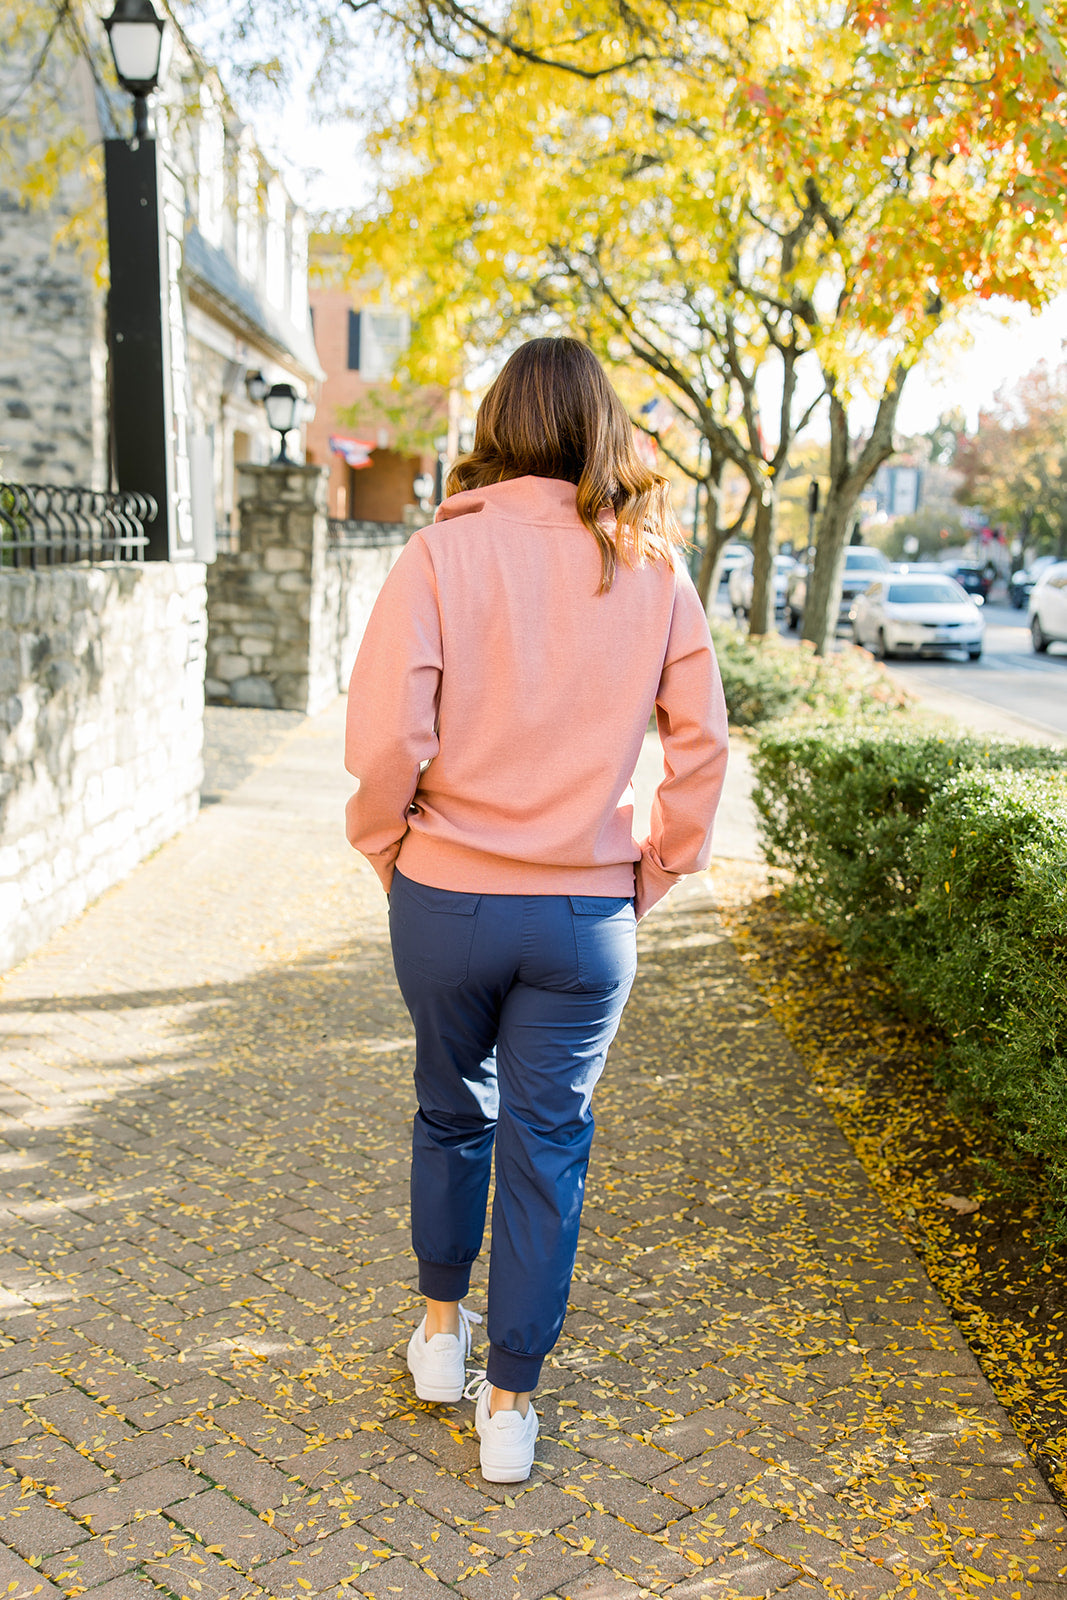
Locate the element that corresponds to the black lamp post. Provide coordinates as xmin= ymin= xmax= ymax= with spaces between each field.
xmin=103 ymin=0 xmax=196 ymax=561
xmin=104 ymin=0 xmax=165 ymax=142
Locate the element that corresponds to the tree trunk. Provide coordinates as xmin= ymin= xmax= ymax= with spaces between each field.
xmin=694 ymin=468 xmax=726 ymax=609
xmin=801 ymin=486 xmax=853 ymax=654
xmin=748 ymin=487 xmax=778 ymax=637
xmin=801 ymin=365 xmax=909 ymax=654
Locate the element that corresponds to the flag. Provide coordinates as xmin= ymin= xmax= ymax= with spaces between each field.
xmin=330 ymin=434 xmax=375 ymax=469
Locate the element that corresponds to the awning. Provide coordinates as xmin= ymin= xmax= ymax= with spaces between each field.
xmin=330 ymin=434 xmax=375 ymax=469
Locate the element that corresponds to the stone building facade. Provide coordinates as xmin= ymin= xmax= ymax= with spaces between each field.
xmin=0 ymin=196 xmax=108 ymax=486
xmin=0 ymin=10 xmax=320 ymax=533
xmin=0 ymin=10 xmax=429 ymax=971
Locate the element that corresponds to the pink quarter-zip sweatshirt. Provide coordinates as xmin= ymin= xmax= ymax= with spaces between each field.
xmin=344 ymin=475 xmax=728 ymax=918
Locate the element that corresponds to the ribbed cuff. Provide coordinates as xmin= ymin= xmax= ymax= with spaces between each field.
xmin=634 ymin=843 xmax=681 ymax=920
xmin=417 ymin=1259 xmax=473 ymax=1300
xmin=486 ymin=1343 xmax=544 ymax=1391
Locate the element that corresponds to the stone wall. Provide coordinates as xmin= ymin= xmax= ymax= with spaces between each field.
xmin=320 ymin=542 xmax=406 ymax=698
xmin=205 ymin=463 xmax=405 ymax=712
xmin=0 ymin=562 xmax=207 ymax=972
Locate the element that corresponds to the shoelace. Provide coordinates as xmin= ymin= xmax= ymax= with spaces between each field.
xmin=463 ymin=1369 xmax=489 ymax=1403
xmin=457 ymin=1303 xmax=482 ymax=1360
xmin=464 ymin=1372 xmax=534 ymax=1427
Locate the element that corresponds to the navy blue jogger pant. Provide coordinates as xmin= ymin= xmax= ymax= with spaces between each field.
xmin=389 ymin=870 xmax=638 ymax=1392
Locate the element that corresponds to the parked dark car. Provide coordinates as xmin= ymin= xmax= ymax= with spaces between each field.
xmin=1008 ymin=556 xmax=1057 ymax=608
xmin=940 ymin=560 xmax=994 ymax=599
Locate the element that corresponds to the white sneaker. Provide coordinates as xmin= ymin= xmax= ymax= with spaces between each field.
xmin=406 ymin=1304 xmax=482 ymax=1403
xmin=469 ymin=1376 xmax=539 ymax=1483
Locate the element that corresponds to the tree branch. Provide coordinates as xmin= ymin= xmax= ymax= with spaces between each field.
xmin=340 ymin=0 xmax=670 ymax=79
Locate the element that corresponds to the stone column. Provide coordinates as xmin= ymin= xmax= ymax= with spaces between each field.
xmin=205 ymin=462 xmax=331 ymax=712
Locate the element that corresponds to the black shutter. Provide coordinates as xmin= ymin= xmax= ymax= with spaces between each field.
xmin=347 ymin=309 xmax=361 ymax=371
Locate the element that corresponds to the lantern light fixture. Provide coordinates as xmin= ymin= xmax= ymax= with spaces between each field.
xmin=263 ymin=382 xmax=313 ymax=463
xmin=104 ymin=0 xmax=166 ymax=142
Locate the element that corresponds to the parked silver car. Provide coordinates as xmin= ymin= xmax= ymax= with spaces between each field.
xmin=728 ymin=553 xmax=795 ymax=619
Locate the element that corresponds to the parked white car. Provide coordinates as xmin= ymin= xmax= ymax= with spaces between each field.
xmin=728 ymin=553 xmax=795 ymax=619
xmin=850 ymin=573 xmax=985 ymax=660
xmin=1029 ymin=560 xmax=1067 ymax=652
xmin=718 ymin=542 xmax=751 ymax=583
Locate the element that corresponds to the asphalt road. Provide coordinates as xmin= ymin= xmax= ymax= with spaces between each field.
xmin=881 ymin=601 xmax=1067 ymax=741
xmin=714 ymin=588 xmax=1067 ymax=743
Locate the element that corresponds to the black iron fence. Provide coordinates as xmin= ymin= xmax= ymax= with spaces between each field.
xmin=0 ymin=482 xmax=155 ymax=568
xmin=327 ymin=518 xmax=410 ymax=549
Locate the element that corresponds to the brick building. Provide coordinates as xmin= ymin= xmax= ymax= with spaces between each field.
xmin=305 ymin=271 xmax=447 ymax=526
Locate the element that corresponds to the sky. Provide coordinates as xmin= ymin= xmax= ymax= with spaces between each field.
xmin=898 ymin=297 xmax=1067 ymax=434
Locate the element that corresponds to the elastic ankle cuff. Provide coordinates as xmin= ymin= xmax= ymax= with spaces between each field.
xmin=487 ymin=1343 xmax=543 ymax=1391
xmin=418 ymin=1259 xmax=473 ymax=1300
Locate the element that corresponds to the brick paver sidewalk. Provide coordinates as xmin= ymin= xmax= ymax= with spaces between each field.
xmin=1 ymin=703 xmax=1064 ymax=1600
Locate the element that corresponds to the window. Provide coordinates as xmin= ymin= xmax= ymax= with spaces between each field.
xmin=358 ymin=309 xmax=410 ymax=380
xmin=265 ymin=178 xmax=287 ymax=309
xmin=887 ymin=582 xmax=966 ymax=605
xmin=845 ymin=550 xmax=889 ymax=572
xmin=289 ymin=211 xmax=308 ymax=325
xmin=236 ymin=133 xmax=259 ymax=281
xmin=345 ymin=307 xmax=409 ymax=377
xmin=197 ymin=86 xmax=225 ymax=247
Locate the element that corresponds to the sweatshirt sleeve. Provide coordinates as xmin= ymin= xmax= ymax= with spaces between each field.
xmin=634 ymin=569 xmax=729 ymax=920
xmin=344 ymin=534 xmax=443 ymax=892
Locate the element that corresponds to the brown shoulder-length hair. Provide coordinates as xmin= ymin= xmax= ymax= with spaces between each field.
xmin=446 ymin=337 xmax=684 ymax=592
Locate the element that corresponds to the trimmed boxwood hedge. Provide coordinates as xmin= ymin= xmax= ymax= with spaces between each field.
xmin=752 ymin=727 xmax=1067 ymax=1227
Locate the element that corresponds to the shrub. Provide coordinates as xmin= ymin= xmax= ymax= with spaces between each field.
xmin=752 ymin=726 xmax=1064 ymax=960
xmin=902 ymin=771 xmax=1067 ymax=1213
xmin=752 ymin=727 xmax=1067 ymax=1228
xmin=708 ymin=622 xmax=907 ymax=728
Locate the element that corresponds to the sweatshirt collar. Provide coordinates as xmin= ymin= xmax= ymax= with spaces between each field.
xmin=434 ymin=475 xmax=581 ymax=526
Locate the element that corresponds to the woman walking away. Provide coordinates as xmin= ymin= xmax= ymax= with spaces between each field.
xmin=344 ymin=337 xmax=728 ymax=1483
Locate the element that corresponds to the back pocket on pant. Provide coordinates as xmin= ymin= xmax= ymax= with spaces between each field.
xmin=569 ymin=896 xmax=637 ymax=992
xmin=390 ymin=876 xmax=482 ymax=987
